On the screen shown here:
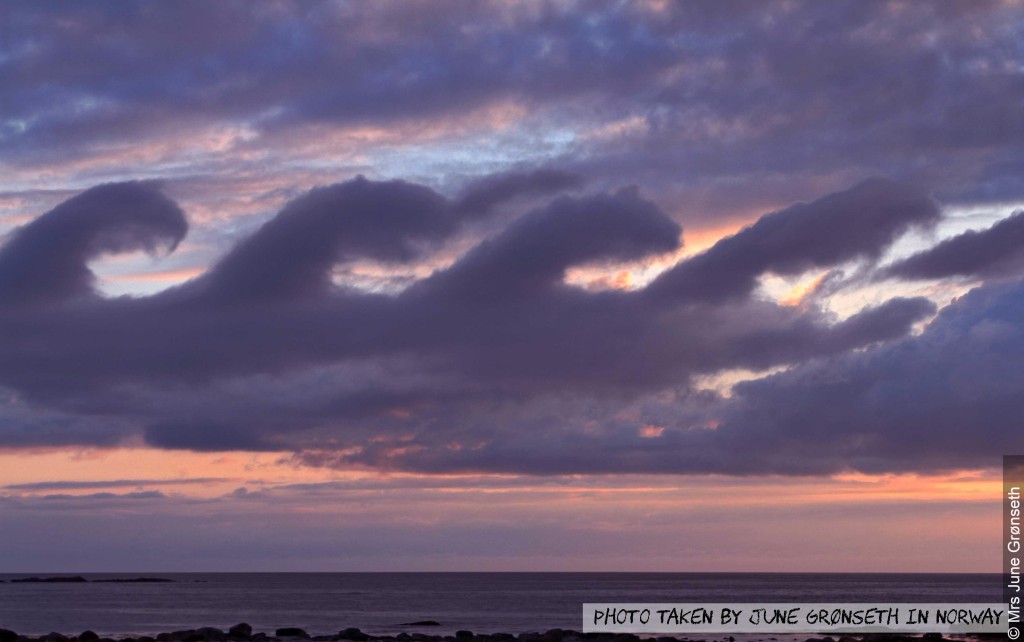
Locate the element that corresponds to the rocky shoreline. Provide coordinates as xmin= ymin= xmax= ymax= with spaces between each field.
xmin=0 ymin=626 xmax=1005 ymax=642
xmin=4 ymin=577 xmax=174 ymax=584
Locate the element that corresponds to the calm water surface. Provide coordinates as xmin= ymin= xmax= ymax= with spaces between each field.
xmin=0 ymin=573 xmax=1001 ymax=638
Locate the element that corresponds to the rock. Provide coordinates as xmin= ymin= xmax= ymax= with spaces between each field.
xmin=455 ymin=633 xmax=473 ymax=640
xmin=195 ymin=628 xmax=225 ymax=642
xmin=275 ymin=629 xmax=309 ymax=639
xmin=228 ymin=625 xmax=253 ymax=639
xmin=80 ymin=632 xmax=100 ymax=642
xmin=337 ymin=630 xmax=368 ymax=642
xmin=45 ymin=633 xmax=69 ymax=642
xmin=0 ymin=629 xmax=17 ymax=642
xmin=922 ymin=636 xmax=944 ymax=641
xmin=395 ymin=634 xmax=411 ymax=641
xmin=93 ymin=578 xmax=174 ymax=583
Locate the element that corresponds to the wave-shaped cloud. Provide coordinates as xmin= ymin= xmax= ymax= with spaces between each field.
xmin=0 ymin=181 xmax=186 ymax=305
xmin=2 ymin=173 xmax=1022 ymax=475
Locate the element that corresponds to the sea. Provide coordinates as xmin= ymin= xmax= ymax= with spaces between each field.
xmin=0 ymin=573 xmax=1003 ymax=639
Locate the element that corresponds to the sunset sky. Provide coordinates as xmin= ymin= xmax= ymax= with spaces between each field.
xmin=1 ymin=0 xmax=1023 ymax=572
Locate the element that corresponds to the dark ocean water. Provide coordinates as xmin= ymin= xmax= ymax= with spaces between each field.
xmin=0 ymin=573 xmax=1002 ymax=638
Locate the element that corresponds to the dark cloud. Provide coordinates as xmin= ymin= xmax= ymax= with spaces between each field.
xmin=327 ymin=278 xmax=1019 ymax=477
xmin=453 ymin=169 xmax=586 ymax=217
xmin=199 ymin=170 xmax=588 ymax=302
xmin=0 ymin=175 xmax=951 ymax=475
xmin=145 ymin=420 xmax=281 ymax=452
xmin=197 ymin=176 xmax=451 ymax=300
xmin=885 ymin=209 xmax=1024 ymax=280
xmin=647 ymin=178 xmax=940 ymax=303
xmin=0 ymin=182 xmax=186 ymax=305
xmin=705 ymin=277 xmax=1024 ymax=474
xmin=415 ymin=186 xmax=680 ymax=303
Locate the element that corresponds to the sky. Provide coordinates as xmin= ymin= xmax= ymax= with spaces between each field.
xmin=1 ymin=0 xmax=1023 ymax=572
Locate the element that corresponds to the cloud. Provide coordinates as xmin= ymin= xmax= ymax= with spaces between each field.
xmin=707 ymin=277 xmax=1024 ymax=474
xmin=4 ymin=478 xmax=227 ymax=492
xmin=324 ymin=278 xmax=1018 ymax=477
xmin=646 ymin=178 xmax=940 ymax=303
xmin=0 ymin=473 xmax=997 ymax=572
xmin=38 ymin=490 xmax=166 ymax=501
xmin=0 ymin=181 xmax=186 ymax=305
xmin=453 ymin=169 xmax=586 ymax=217
xmin=885 ymin=209 xmax=1024 ymax=280
xmin=412 ymin=186 xmax=681 ymax=303
xmin=197 ymin=176 xmax=452 ymax=300
xmin=0 ymin=174 xmax=956 ymax=476
xmin=3 ymin=1 xmax=1021 ymax=222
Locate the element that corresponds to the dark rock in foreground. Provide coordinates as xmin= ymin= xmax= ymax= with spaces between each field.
xmin=398 ymin=624 xmax=439 ymax=628
xmin=154 ymin=628 xmax=227 ymax=642
xmin=195 ymin=628 xmax=227 ymax=642
xmin=94 ymin=578 xmax=175 ymax=583
xmin=274 ymin=630 xmax=308 ymax=640
xmin=8 ymin=576 xmax=173 ymax=584
xmin=228 ymin=626 xmax=252 ymax=639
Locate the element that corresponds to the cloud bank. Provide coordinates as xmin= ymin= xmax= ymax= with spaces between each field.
xmin=3 ymin=173 xmax=1021 ymax=476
